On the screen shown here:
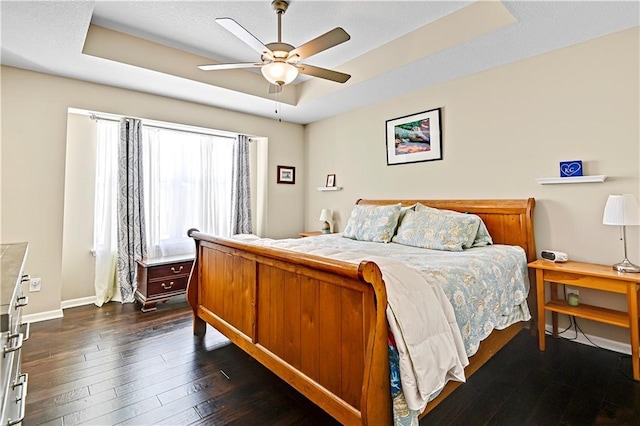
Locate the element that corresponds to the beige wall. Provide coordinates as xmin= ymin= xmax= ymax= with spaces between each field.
xmin=1 ymin=66 xmax=305 ymax=315
xmin=61 ymin=114 xmax=97 ymax=301
xmin=305 ymin=28 xmax=640 ymax=346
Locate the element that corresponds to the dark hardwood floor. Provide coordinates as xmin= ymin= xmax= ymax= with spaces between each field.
xmin=22 ymin=299 xmax=640 ymax=425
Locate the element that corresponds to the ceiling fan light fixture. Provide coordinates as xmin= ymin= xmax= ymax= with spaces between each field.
xmin=202 ymin=2 xmax=351 ymax=86
xmin=261 ymin=61 xmax=298 ymax=86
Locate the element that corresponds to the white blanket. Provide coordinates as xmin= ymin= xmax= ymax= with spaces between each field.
xmin=366 ymin=256 xmax=468 ymax=412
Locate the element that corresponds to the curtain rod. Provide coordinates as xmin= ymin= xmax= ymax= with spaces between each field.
xmin=143 ymin=123 xmax=237 ymax=140
xmin=89 ymin=114 xmax=241 ymax=141
xmin=89 ymin=114 xmax=119 ymax=123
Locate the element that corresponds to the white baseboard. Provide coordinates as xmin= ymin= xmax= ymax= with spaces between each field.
xmin=22 ymin=309 xmax=63 ymax=324
xmin=545 ymin=324 xmax=631 ymax=355
xmin=23 ymin=296 xmax=96 ymax=324
xmin=61 ymin=296 xmax=96 ymax=309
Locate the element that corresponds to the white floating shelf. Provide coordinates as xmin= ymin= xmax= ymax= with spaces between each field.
xmin=317 ymin=186 xmax=343 ymax=191
xmin=535 ymin=175 xmax=607 ymax=185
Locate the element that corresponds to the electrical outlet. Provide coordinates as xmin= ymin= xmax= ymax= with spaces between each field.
xmin=29 ymin=277 xmax=41 ymax=292
xmin=566 ymin=287 xmax=579 ymax=296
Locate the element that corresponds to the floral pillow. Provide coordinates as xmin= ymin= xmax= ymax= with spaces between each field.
xmin=397 ymin=204 xmax=416 ymax=227
xmin=415 ymin=203 xmax=493 ymax=248
xmin=343 ymin=203 xmax=402 ymax=243
xmin=472 ymin=220 xmax=493 ymax=247
xmin=392 ymin=208 xmax=480 ymax=251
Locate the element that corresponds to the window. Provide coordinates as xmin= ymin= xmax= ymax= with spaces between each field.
xmin=142 ymin=126 xmax=236 ymax=257
xmin=94 ymin=118 xmax=243 ymax=260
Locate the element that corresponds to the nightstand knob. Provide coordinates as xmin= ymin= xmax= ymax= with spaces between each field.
xmin=161 ymin=282 xmax=174 ymax=290
xmin=170 ymin=266 xmax=183 ymax=274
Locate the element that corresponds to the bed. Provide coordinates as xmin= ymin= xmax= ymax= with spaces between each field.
xmin=186 ymin=198 xmax=536 ymax=425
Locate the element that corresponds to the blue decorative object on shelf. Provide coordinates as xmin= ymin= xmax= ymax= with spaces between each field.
xmin=560 ymin=160 xmax=583 ymax=177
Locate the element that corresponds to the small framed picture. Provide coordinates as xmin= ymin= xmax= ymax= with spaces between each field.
xmin=326 ymin=174 xmax=336 ymax=187
xmin=277 ymin=165 xmax=295 ymax=184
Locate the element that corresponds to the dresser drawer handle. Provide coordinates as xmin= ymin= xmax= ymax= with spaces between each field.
xmin=161 ymin=282 xmax=174 ymax=290
xmin=8 ymin=373 xmax=28 ymax=426
xmin=3 ymin=333 xmax=23 ymax=356
xmin=15 ymin=295 xmax=28 ymax=309
xmin=170 ymin=266 xmax=184 ymax=274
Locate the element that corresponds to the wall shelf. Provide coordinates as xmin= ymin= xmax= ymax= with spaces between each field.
xmin=317 ymin=186 xmax=343 ymax=191
xmin=535 ymin=175 xmax=607 ymax=185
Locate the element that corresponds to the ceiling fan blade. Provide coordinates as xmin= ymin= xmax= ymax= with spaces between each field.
xmin=297 ymin=64 xmax=351 ymax=83
xmin=216 ymin=17 xmax=273 ymax=56
xmin=288 ymin=27 xmax=350 ymax=61
xmin=198 ymin=62 xmax=262 ymax=71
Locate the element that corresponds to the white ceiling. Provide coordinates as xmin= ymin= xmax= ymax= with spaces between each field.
xmin=1 ymin=1 xmax=638 ymax=124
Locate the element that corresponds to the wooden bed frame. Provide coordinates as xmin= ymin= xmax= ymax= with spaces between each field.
xmin=186 ymin=198 xmax=536 ymax=425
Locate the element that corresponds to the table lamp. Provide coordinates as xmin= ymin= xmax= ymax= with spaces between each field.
xmin=603 ymin=194 xmax=640 ymax=273
xmin=319 ymin=209 xmax=332 ymax=234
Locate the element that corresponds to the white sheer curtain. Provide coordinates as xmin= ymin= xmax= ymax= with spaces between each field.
xmin=93 ymin=120 xmax=120 ymax=306
xmin=142 ymin=127 xmax=235 ymax=258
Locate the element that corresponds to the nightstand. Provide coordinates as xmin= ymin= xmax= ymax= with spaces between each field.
xmin=299 ymin=231 xmax=325 ymax=237
xmin=135 ymin=254 xmax=194 ymax=312
xmin=529 ymin=259 xmax=640 ymax=380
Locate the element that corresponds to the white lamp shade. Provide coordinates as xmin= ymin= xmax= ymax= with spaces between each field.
xmin=261 ymin=62 xmax=298 ymax=86
xmin=603 ymin=194 xmax=640 ymax=226
xmin=319 ymin=209 xmax=332 ymax=222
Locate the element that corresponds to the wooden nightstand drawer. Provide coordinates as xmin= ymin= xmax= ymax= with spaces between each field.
xmin=147 ymin=261 xmax=192 ymax=280
xmin=147 ymin=276 xmax=189 ymax=297
xmin=136 ymin=255 xmax=194 ymax=312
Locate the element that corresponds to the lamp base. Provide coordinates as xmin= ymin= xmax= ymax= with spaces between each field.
xmin=612 ymin=258 xmax=640 ymax=273
xmin=321 ymin=221 xmax=330 ymax=234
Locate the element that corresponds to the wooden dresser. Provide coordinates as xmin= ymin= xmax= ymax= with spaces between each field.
xmin=1 ymin=242 xmax=29 ymax=425
xmin=135 ymin=255 xmax=194 ymax=312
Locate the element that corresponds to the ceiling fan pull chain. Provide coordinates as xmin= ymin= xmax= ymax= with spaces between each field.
xmin=275 ymin=88 xmax=282 ymax=122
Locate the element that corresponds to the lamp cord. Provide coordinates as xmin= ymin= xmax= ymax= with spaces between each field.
xmin=549 ymin=304 xmax=636 ymax=382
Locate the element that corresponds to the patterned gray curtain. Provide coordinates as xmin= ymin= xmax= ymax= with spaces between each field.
xmin=117 ymin=118 xmax=147 ymax=303
xmin=230 ymin=135 xmax=253 ymax=234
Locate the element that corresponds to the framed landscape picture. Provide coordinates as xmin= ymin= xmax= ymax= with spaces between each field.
xmin=385 ymin=107 xmax=442 ymax=165
xmin=277 ymin=165 xmax=295 ymax=184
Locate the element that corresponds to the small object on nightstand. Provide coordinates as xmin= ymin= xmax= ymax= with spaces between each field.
xmin=567 ymin=292 xmax=579 ymax=306
xmin=319 ymin=209 xmax=332 ymax=234
xmin=541 ymin=250 xmax=568 ymax=263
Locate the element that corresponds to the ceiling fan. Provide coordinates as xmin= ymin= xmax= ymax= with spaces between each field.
xmin=198 ymin=0 xmax=351 ymax=89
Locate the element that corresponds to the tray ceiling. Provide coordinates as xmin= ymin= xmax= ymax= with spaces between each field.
xmin=1 ymin=1 xmax=637 ymax=124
